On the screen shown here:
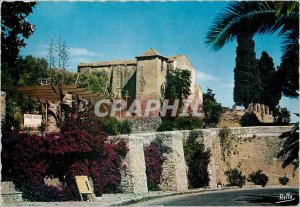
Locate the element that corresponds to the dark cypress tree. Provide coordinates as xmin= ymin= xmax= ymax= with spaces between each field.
xmin=233 ymin=34 xmax=261 ymax=108
xmin=258 ymin=51 xmax=281 ymax=110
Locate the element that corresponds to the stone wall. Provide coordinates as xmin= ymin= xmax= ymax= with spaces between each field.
xmin=113 ymin=126 xmax=298 ymax=194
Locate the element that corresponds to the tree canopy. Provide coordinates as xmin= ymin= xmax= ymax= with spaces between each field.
xmin=206 ymin=1 xmax=299 ymax=98
xmin=1 ymin=1 xmax=36 ymax=68
xmin=233 ymin=35 xmax=260 ymax=107
xmin=162 ymin=68 xmax=191 ymax=100
xmin=202 ymin=88 xmax=222 ymax=128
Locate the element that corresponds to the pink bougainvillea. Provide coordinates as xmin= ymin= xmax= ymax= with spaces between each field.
xmin=1 ymin=112 xmax=128 ymax=200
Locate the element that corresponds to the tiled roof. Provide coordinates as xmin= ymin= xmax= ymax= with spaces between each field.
xmin=167 ymin=55 xmax=185 ymax=62
xmin=78 ymin=59 xmax=137 ymax=68
xmin=136 ymin=48 xmax=164 ymax=58
xmin=78 ymin=51 xmax=187 ymax=68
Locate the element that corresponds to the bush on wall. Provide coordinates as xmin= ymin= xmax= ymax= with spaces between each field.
xmin=224 ymin=168 xmax=246 ymax=188
xmin=98 ymin=117 xmax=132 ymax=135
xmin=239 ymin=112 xmax=261 ymax=127
xmin=247 ymin=170 xmax=269 ymax=187
xmin=219 ymin=127 xmax=237 ymax=162
xmin=157 ymin=117 xmax=203 ymax=132
xmin=1 ymin=112 xmax=128 ymax=201
xmin=184 ymin=130 xmax=211 ymax=188
xmin=144 ymin=136 xmax=172 ymax=191
xmin=279 ymin=175 xmax=289 ymax=185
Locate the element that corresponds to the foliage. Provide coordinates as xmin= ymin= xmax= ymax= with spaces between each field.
xmin=206 ymin=1 xmax=299 ymax=98
xmin=1 ymin=112 xmax=128 ymax=200
xmin=183 ymin=130 xmax=211 ymax=188
xmin=239 ymin=112 xmax=261 ymax=127
xmin=20 ymin=182 xmax=75 ymax=202
xmin=77 ymin=71 xmax=109 ymax=94
xmin=247 ymin=170 xmax=269 ymax=187
xmin=97 ymin=117 xmax=120 ymax=135
xmin=51 ymin=68 xmax=77 ymax=85
xmin=162 ymin=68 xmax=191 ymax=100
xmin=15 ymin=55 xmax=49 ymax=86
xmin=279 ymin=175 xmax=289 ymax=186
xmin=157 ymin=117 xmax=203 ymax=132
xmin=273 ymin=106 xmax=291 ymax=125
xmin=1 ymin=1 xmax=36 ymax=69
xmin=258 ymin=51 xmax=281 ymax=110
xmin=118 ymin=120 xmax=133 ymax=135
xmin=156 ymin=120 xmax=175 ymax=132
xmin=98 ymin=118 xmax=133 ymax=135
xmin=219 ymin=127 xmax=237 ymax=161
xmin=277 ymin=119 xmax=299 ymax=170
xmin=234 ymin=35 xmax=260 ymax=107
xmin=202 ymin=88 xmax=222 ymax=127
xmin=224 ymin=168 xmax=246 ymax=188
xmin=175 ymin=117 xmax=203 ymax=130
xmin=144 ymin=136 xmax=172 ymax=191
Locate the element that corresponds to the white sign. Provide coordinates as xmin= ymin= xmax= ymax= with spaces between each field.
xmin=24 ymin=114 xmax=42 ymax=127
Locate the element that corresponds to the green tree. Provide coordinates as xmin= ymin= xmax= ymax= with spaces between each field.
xmin=234 ymin=34 xmax=260 ymax=107
xmin=206 ymin=1 xmax=299 ymax=98
xmin=273 ymin=106 xmax=291 ymax=125
xmin=77 ymin=71 xmax=108 ymax=94
xmin=258 ymin=51 xmax=281 ymax=110
xmin=2 ymin=56 xmax=49 ymax=131
xmin=16 ymin=56 xmax=49 ymax=86
xmin=1 ymin=1 xmax=37 ymax=83
xmin=162 ymin=68 xmax=191 ymax=100
xmin=202 ymin=88 xmax=222 ymax=128
xmin=184 ymin=131 xmax=211 ymax=188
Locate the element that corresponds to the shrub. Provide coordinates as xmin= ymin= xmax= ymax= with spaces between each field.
xmin=1 ymin=113 xmax=128 ymax=200
xmin=240 ymin=112 xmax=260 ymax=127
xmin=224 ymin=168 xmax=246 ymax=188
xmin=98 ymin=118 xmax=133 ymax=135
xmin=157 ymin=117 xmax=203 ymax=132
xmin=157 ymin=120 xmax=175 ymax=132
xmin=247 ymin=170 xmax=269 ymax=187
xmin=202 ymin=88 xmax=222 ymax=128
xmin=99 ymin=117 xmax=120 ymax=135
xmin=219 ymin=127 xmax=237 ymax=161
xmin=184 ymin=130 xmax=211 ymax=188
xmin=118 ymin=120 xmax=132 ymax=134
xmin=20 ymin=182 xmax=76 ymax=202
xmin=274 ymin=106 xmax=291 ymax=125
xmin=175 ymin=117 xmax=203 ymax=130
xmin=144 ymin=136 xmax=172 ymax=191
xmin=279 ymin=175 xmax=289 ymax=185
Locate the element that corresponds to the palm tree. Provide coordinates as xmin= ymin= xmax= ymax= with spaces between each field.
xmin=277 ymin=120 xmax=299 ymax=171
xmin=206 ymin=1 xmax=299 ymax=97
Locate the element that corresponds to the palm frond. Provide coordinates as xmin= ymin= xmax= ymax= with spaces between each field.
xmin=275 ymin=1 xmax=299 ymax=17
xmin=206 ymin=1 xmax=277 ymax=51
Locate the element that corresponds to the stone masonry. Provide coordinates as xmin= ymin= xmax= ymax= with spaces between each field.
xmin=113 ymin=126 xmax=298 ymax=194
xmin=78 ymin=48 xmax=203 ymax=112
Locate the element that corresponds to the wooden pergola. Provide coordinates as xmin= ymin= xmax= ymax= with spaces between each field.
xmin=4 ymin=84 xmax=103 ymax=103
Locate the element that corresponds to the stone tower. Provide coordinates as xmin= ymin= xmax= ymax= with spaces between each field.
xmin=135 ymin=48 xmax=168 ymax=100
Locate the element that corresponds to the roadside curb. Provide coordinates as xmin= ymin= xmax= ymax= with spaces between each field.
xmin=110 ymin=187 xmax=235 ymax=206
xmin=110 ymin=186 xmax=299 ymax=206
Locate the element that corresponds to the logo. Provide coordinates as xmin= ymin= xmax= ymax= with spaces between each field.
xmin=94 ymin=99 xmax=204 ymax=118
xmin=276 ymin=193 xmax=295 ymax=204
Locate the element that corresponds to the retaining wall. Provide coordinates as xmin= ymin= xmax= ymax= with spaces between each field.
xmin=112 ymin=126 xmax=298 ymax=194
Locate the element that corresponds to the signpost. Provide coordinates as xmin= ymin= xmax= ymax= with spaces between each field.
xmin=23 ymin=114 xmax=42 ymax=127
xmin=75 ymin=176 xmax=93 ymax=201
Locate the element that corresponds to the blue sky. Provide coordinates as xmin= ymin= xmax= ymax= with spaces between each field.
xmin=21 ymin=1 xmax=299 ymax=122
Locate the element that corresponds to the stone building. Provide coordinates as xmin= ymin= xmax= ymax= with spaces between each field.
xmin=78 ymin=49 xmax=203 ymax=106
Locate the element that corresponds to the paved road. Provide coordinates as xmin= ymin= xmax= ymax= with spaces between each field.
xmin=130 ymin=188 xmax=299 ymax=206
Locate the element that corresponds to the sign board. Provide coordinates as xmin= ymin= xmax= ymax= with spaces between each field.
xmin=75 ymin=176 xmax=93 ymax=194
xmin=24 ymin=114 xmax=42 ymax=127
